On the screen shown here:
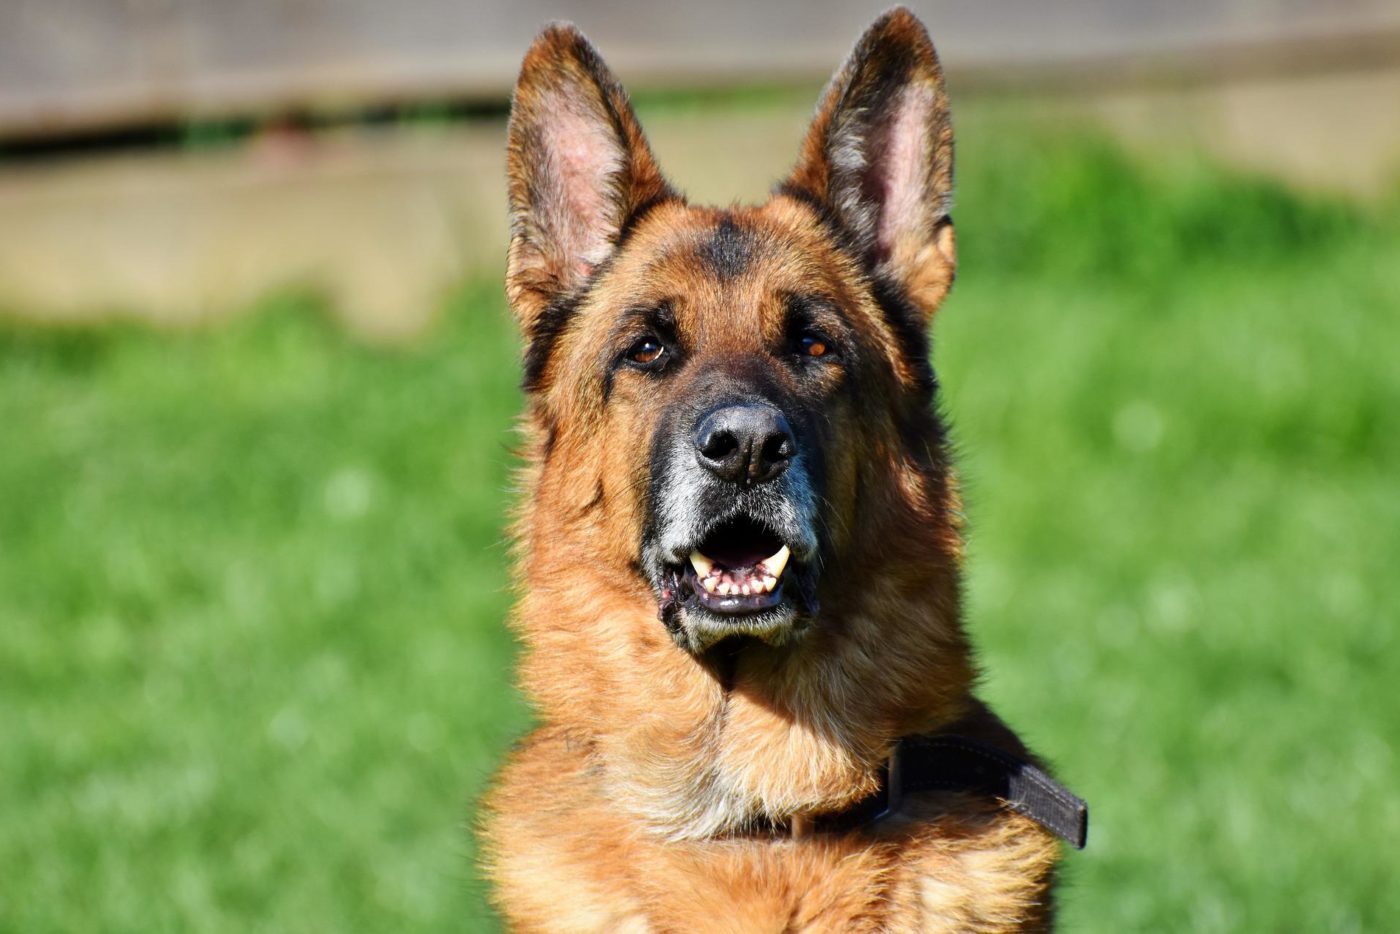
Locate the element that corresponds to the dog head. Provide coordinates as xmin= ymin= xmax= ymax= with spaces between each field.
xmin=506 ymin=9 xmax=959 ymax=656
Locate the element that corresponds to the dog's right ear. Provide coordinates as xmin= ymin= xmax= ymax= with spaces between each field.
xmin=785 ymin=8 xmax=955 ymax=322
xmin=506 ymin=25 xmax=675 ymax=330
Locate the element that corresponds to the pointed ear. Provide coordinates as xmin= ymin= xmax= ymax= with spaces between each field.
xmin=505 ymin=24 xmax=675 ymax=329
xmin=786 ymin=8 xmax=955 ymax=320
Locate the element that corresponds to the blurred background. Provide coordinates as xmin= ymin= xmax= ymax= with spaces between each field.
xmin=2 ymin=1 xmax=1397 ymax=930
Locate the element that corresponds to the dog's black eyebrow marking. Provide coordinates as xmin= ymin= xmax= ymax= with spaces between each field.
xmin=785 ymin=291 xmax=847 ymax=325
xmin=605 ymin=301 xmax=679 ymax=358
xmin=697 ymin=215 xmax=758 ymax=280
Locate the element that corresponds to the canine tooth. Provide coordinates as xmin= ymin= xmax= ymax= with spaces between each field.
xmin=689 ymin=551 xmax=713 ymax=576
xmin=764 ymin=545 xmax=791 ymax=578
xmin=702 ymin=576 xmax=719 ymax=594
xmin=762 ymin=575 xmax=777 ymax=590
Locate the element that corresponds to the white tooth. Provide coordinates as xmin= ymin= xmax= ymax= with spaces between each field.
xmin=717 ymin=581 xmax=731 ymax=596
xmin=762 ymin=576 xmax=777 ymax=591
xmin=741 ymin=584 xmax=752 ymax=596
xmin=702 ymin=576 xmax=719 ymax=594
xmin=689 ymin=551 xmax=713 ymax=576
xmin=764 ymin=545 xmax=791 ymax=579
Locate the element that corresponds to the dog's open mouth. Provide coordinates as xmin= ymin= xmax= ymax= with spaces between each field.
xmin=679 ymin=516 xmax=792 ymax=615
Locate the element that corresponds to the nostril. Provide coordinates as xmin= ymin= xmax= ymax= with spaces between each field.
xmin=761 ymin=433 xmax=792 ymax=466
xmin=700 ymin=429 xmax=739 ymax=462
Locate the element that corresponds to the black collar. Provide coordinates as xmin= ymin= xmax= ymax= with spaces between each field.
xmin=807 ymin=733 xmax=1089 ymax=849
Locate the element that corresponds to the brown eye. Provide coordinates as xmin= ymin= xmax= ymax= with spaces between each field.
xmin=627 ymin=337 xmax=666 ymax=367
xmin=798 ymin=334 xmax=829 ymax=358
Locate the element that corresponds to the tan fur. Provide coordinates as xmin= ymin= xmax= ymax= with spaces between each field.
xmin=491 ymin=725 xmax=1058 ymax=933
xmin=482 ymin=9 xmax=1068 ymax=931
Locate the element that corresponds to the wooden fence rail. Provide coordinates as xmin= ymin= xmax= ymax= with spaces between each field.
xmin=4 ymin=0 xmax=1400 ymax=141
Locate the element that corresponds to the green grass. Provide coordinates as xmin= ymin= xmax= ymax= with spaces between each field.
xmin=3 ymin=124 xmax=1398 ymax=931
xmin=0 ymin=292 xmax=527 ymax=930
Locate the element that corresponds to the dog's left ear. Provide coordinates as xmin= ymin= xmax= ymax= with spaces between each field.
xmin=506 ymin=24 xmax=675 ymax=329
xmin=786 ymin=8 xmax=955 ymax=320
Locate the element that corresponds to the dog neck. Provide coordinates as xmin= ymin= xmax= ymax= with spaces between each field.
xmin=515 ymin=549 xmax=976 ymax=838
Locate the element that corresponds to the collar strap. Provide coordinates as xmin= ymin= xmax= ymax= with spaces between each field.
xmin=811 ymin=734 xmax=1089 ymax=849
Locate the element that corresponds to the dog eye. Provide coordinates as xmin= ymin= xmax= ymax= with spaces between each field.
xmin=626 ymin=337 xmax=667 ymax=367
xmin=796 ymin=333 xmax=830 ymax=359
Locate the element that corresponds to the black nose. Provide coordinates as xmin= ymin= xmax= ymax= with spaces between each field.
xmin=694 ymin=404 xmax=795 ymax=486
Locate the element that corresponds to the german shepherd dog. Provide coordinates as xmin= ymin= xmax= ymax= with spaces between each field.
xmin=483 ymin=8 xmax=1086 ymax=931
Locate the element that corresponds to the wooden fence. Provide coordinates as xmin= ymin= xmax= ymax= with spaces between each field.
xmin=4 ymin=0 xmax=1400 ymax=140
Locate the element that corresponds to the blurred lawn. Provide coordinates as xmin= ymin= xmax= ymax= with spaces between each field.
xmin=3 ymin=121 xmax=1399 ymax=932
